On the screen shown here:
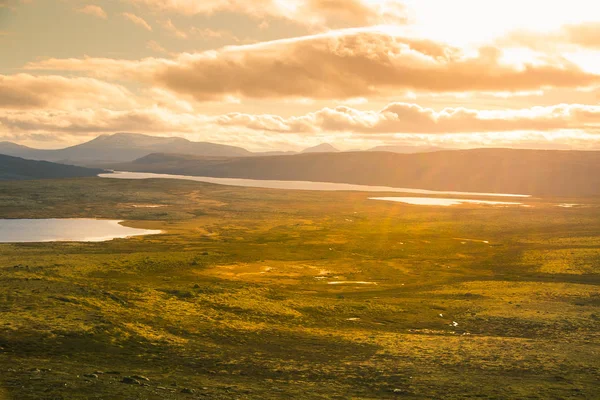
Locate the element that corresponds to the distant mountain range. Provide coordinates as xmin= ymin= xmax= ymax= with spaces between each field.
xmin=0 ymin=154 xmax=104 ymax=180
xmin=0 ymin=133 xmax=443 ymax=165
xmin=112 ymin=149 xmax=600 ymax=197
xmin=0 ymin=133 xmax=253 ymax=165
xmin=301 ymin=143 xmax=340 ymax=153
xmin=2 ymin=138 xmax=599 ymax=197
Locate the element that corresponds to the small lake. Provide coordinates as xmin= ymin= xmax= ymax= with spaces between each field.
xmin=370 ymin=197 xmax=525 ymax=206
xmin=0 ymin=219 xmax=161 ymax=243
xmin=100 ymin=171 xmax=529 ymax=198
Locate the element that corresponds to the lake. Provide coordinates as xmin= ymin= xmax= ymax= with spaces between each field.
xmin=0 ymin=219 xmax=161 ymax=243
xmin=100 ymin=171 xmax=530 ymax=198
xmin=370 ymin=197 xmax=525 ymax=206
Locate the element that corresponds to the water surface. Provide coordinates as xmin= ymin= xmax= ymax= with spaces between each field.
xmin=0 ymin=219 xmax=161 ymax=243
xmin=100 ymin=171 xmax=529 ymax=198
xmin=370 ymin=197 xmax=525 ymax=206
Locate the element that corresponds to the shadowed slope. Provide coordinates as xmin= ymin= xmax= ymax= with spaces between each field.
xmin=115 ymin=149 xmax=600 ymax=197
xmin=0 ymin=154 xmax=104 ymax=180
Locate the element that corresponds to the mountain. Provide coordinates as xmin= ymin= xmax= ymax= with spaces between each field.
xmin=0 ymin=142 xmax=34 ymax=153
xmin=0 ymin=142 xmax=55 ymax=161
xmin=1 ymin=135 xmax=457 ymax=165
xmin=0 ymin=154 xmax=105 ymax=180
xmin=114 ymin=149 xmax=600 ymax=197
xmin=301 ymin=143 xmax=340 ymax=153
xmin=0 ymin=133 xmax=252 ymax=165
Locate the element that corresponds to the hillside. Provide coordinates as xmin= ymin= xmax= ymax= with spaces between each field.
xmin=0 ymin=133 xmax=253 ymax=164
xmin=0 ymin=134 xmax=355 ymax=164
xmin=115 ymin=149 xmax=600 ymax=197
xmin=301 ymin=143 xmax=340 ymax=153
xmin=0 ymin=154 xmax=104 ymax=180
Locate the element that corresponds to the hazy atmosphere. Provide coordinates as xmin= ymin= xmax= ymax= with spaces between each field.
xmin=1 ymin=2 xmax=599 ymax=400
xmin=2 ymin=0 xmax=600 ymax=151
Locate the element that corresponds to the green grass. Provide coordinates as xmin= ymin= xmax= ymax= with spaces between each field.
xmin=0 ymin=178 xmax=599 ymax=399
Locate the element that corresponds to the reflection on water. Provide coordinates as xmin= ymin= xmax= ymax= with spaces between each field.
xmin=370 ymin=197 xmax=525 ymax=206
xmin=0 ymin=219 xmax=161 ymax=243
xmin=100 ymin=171 xmax=530 ymax=198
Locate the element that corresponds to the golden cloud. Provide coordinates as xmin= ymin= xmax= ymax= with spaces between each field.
xmin=212 ymin=103 xmax=600 ymax=135
xmin=0 ymin=74 xmax=136 ymax=110
xmin=26 ymin=30 xmax=600 ymax=101
xmin=77 ymin=5 xmax=107 ymax=19
xmin=125 ymin=0 xmax=407 ymax=28
xmin=3 ymin=109 xmax=600 ymax=152
xmin=2 ymin=102 xmax=600 ymax=137
xmin=300 ymin=103 xmax=600 ymax=134
xmin=501 ymin=22 xmax=600 ymax=50
xmin=122 ymin=12 xmax=153 ymax=31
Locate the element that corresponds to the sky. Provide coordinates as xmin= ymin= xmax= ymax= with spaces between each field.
xmin=1 ymin=0 xmax=600 ymax=151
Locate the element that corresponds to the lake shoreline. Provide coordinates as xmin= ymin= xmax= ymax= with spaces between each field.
xmin=0 ymin=218 xmax=162 ymax=243
xmin=100 ymin=171 xmax=531 ymax=198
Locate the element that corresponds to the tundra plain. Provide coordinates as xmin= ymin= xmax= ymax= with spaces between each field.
xmin=0 ymin=177 xmax=598 ymax=399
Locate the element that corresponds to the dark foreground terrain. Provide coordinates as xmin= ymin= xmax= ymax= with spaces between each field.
xmin=0 ymin=154 xmax=103 ymax=181
xmin=0 ymin=178 xmax=598 ymax=399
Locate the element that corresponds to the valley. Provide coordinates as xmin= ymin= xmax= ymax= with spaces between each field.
xmin=0 ymin=177 xmax=598 ymax=399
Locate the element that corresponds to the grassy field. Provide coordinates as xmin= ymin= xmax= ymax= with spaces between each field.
xmin=0 ymin=177 xmax=599 ymax=399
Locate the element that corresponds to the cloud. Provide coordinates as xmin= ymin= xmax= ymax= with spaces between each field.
xmin=0 ymin=106 xmax=311 ymax=150
xmin=2 ymin=104 xmax=600 ymax=151
xmin=563 ymin=22 xmax=600 ymax=49
xmin=161 ymin=19 xmax=187 ymax=38
xmin=0 ymin=107 xmax=202 ymax=134
xmin=296 ymin=103 xmax=600 ymax=134
xmin=501 ymin=22 xmax=600 ymax=50
xmin=189 ymin=27 xmax=240 ymax=42
xmin=122 ymin=12 xmax=152 ymax=31
xmin=0 ymin=74 xmax=136 ymax=110
xmin=0 ymin=107 xmax=282 ymax=150
xmin=26 ymin=56 xmax=164 ymax=80
xmin=154 ymin=32 xmax=599 ymax=101
xmin=125 ymin=0 xmax=407 ymax=28
xmin=25 ymin=29 xmax=600 ymax=101
xmin=3 ymin=100 xmax=600 ymax=138
xmin=77 ymin=5 xmax=107 ymax=19
xmin=216 ymin=112 xmax=315 ymax=133
xmin=146 ymin=40 xmax=169 ymax=54
xmin=2 ymin=98 xmax=600 ymax=152
xmin=209 ymin=103 xmax=600 ymax=135
xmin=299 ymin=0 xmax=408 ymax=27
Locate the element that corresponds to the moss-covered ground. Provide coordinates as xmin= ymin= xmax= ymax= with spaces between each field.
xmin=0 ymin=178 xmax=598 ymax=399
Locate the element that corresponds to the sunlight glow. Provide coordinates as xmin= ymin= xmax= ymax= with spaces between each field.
xmin=403 ymin=0 xmax=599 ymax=45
